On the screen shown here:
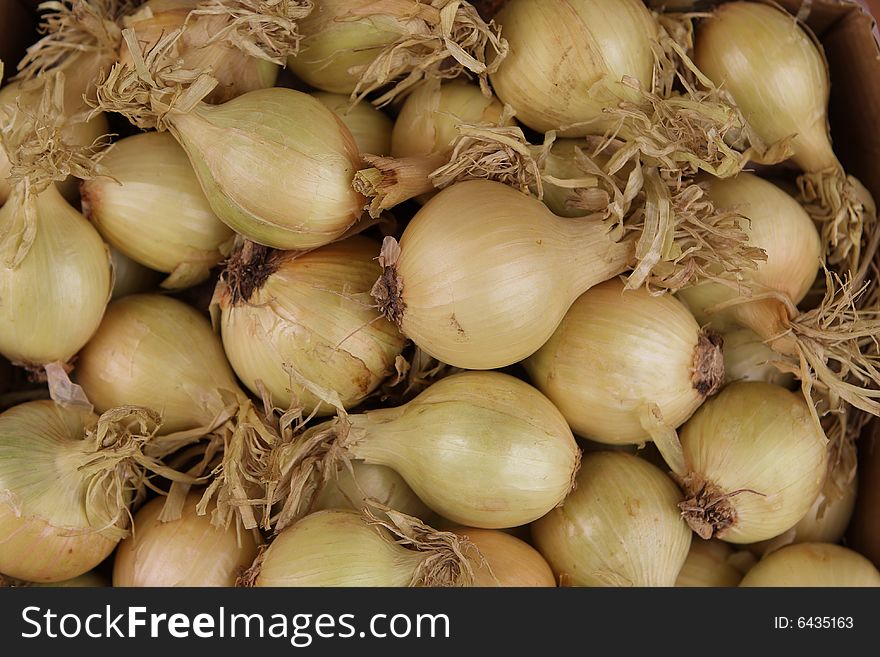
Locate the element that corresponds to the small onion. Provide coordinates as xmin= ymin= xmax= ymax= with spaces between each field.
xmin=678 ymin=382 xmax=828 ymax=544
xmin=113 ymin=492 xmax=259 ymax=587
xmin=450 ymin=528 xmax=556 ymax=587
xmin=532 ymin=451 xmax=691 ymax=587
xmin=721 ymin=327 xmax=794 ymax=388
xmin=250 ymin=509 xmax=479 ymax=587
xmin=372 ymin=180 xmax=633 ymax=369
xmin=0 ymin=400 xmax=171 ymax=582
xmin=675 ymin=539 xmax=751 ymax=587
xmin=524 ymin=277 xmax=724 ymax=446
xmin=313 ymin=92 xmax=393 ymax=156
xmin=272 ymin=371 xmax=581 ymax=530
xmin=82 ymin=131 xmax=234 ymax=290
xmin=217 ymin=238 xmax=405 ymax=416
xmin=739 ymin=544 xmax=880 ymax=587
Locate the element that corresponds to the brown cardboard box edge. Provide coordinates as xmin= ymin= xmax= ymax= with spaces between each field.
xmin=1 ymin=0 xmax=879 ymax=566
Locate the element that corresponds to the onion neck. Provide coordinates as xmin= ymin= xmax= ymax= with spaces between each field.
xmin=792 ymin=127 xmax=839 ymax=174
xmin=353 ymin=153 xmax=448 ymax=218
xmin=346 ymin=407 xmax=409 ymax=466
xmin=731 ymin=298 xmax=798 ymax=357
xmin=553 ymin=217 xmax=634 ymax=299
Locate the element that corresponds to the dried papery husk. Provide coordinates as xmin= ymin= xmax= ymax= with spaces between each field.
xmin=266 ymin=371 xmax=581 ymax=531
xmin=370 ymin=180 xmax=633 ymax=369
xmin=108 ymin=245 xmax=162 ymax=299
xmin=694 ymin=2 xmax=877 ymax=275
xmin=0 ymin=400 xmax=192 ymax=582
xmin=677 ymin=382 xmax=829 ymax=544
xmin=449 ymin=528 xmax=556 ymax=587
xmin=76 ymin=294 xmax=278 ymax=530
xmin=217 ymin=237 xmax=405 ymax=416
xmin=311 ymin=461 xmax=432 ymax=521
xmin=739 ymin=543 xmax=880 ymax=587
xmin=246 ymin=508 xmax=480 ymax=587
xmin=94 ymin=29 xmax=365 ymax=250
xmin=313 ymin=91 xmax=392 ymax=156
xmin=533 ymin=451 xmax=691 ymax=587
xmin=353 ymin=80 xmax=507 ymax=215
xmin=524 ymin=277 xmax=723 ymax=469
xmin=289 ymin=0 xmax=506 ymax=107
xmin=721 ymin=327 xmax=794 ymax=388
xmin=113 ymin=492 xmax=260 ymax=586
xmin=675 ymin=539 xmax=753 ymax=587
xmin=81 ymin=131 xmax=234 ymax=289
xmin=373 ymin=345 xmax=463 ymax=407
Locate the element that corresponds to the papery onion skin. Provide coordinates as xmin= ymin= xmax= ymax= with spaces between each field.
xmin=113 ymin=493 xmax=259 ymax=587
xmin=77 ymin=294 xmax=242 ymax=433
xmin=532 ymin=451 xmax=691 ymax=587
xmin=524 ymin=278 xmax=723 ymax=445
xmin=0 ymin=402 xmax=125 ymax=582
xmin=739 ymin=543 xmax=880 ymax=587
xmin=375 ymin=179 xmax=633 ymax=369
xmin=313 ymin=92 xmax=393 ymax=156
xmin=219 ymin=238 xmax=405 ymax=416
xmin=347 ymin=371 xmax=581 ymax=529
xmin=450 ymin=528 xmax=556 ymax=587
xmin=82 ymin=131 xmax=234 ymax=290
xmin=0 ymin=186 xmax=112 ymax=366
xmin=489 ymin=0 xmax=656 ymax=135
xmin=679 ymin=382 xmax=829 ymax=544
xmin=675 ymin=539 xmax=746 ymax=587
xmin=169 ymin=88 xmax=364 ymax=250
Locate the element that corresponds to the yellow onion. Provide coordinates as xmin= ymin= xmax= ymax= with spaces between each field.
xmin=678 ymin=382 xmax=828 ymax=544
xmin=489 ymin=0 xmax=657 ymax=135
xmin=313 ymin=92 xmax=393 ymax=156
xmin=675 ymin=539 xmax=753 ymax=587
xmin=217 ymin=238 xmax=405 ymax=416
xmin=524 ymin=278 xmax=724 ymax=447
xmin=450 ymin=528 xmax=556 ymax=587
xmin=312 ymin=461 xmax=432 ymax=521
xmin=0 ymin=400 xmax=177 ymax=582
xmin=77 ymin=294 xmax=243 ymax=434
xmin=81 ymin=131 xmax=234 ymax=289
xmin=250 ymin=509 xmax=480 ymax=587
xmin=532 ymin=451 xmax=691 ymax=587
xmin=271 ymin=371 xmax=581 ymax=530
xmin=113 ymin=492 xmax=260 ymax=587
xmin=0 ymin=185 xmax=112 ymax=367
xmin=108 ymin=246 xmax=162 ymax=299
xmin=740 ymin=543 xmax=880 ymax=587
xmin=372 ymin=180 xmax=633 ymax=369
xmin=721 ymin=327 xmax=794 ymax=388
xmin=121 ymin=0 xmax=279 ymax=104
xmin=0 ymin=80 xmax=109 ymax=206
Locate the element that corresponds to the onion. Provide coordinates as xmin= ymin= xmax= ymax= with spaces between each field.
xmin=449 ymin=528 xmax=556 ymax=587
xmin=695 ymin=2 xmax=876 ymax=274
xmin=311 ymin=461 xmax=432 ymax=521
xmin=489 ymin=0 xmax=656 ymax=136
xmin=0 ymin=400 xmax=183 ymax=582
xmin=113 ymin=492 xmax=260 ymax=587
xmin=108 ymin=245 xmax=162 ymax=300
xmin=313 ymin=92 xmax=393 ymax=156
xmin=248 ymin=509 xmax=480 ymax=587
xmin=523 ymin=277 xmax=724 ymax=450
xmin=269 ymin=371 xmax=581 ymax=530
xmin=721 ymin=327 xmax=794 ymax=388
xmin=217 ymin=238 xmax=405 ymax=416
xmin=371 ymin=180 xmax=633 ymax=369
xmin=96 ymin=34 xmax=366 ymax=251
xmin=675 ymin=539 xmax=752 ymax=587
xmin=532 ymin=451 xmax=691 ymax=587
xmin=81 ymin=131 xmax=234 ymax=289
xmin=677 ymin=382 xmax=828 ymax=544
xmin=739 ymin=543 xmax=880 ymax=587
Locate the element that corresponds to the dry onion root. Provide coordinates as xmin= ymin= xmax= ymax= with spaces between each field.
xmin=739 ymin=543 xmax=880 ymax=587
xmin=242 ymin=508 xmax=481 ymax=587
xmin=76 ymin=294 xmax=279 ymax=531
xmin=0 ymin=400 xmax=192 ymax=582
xmin=532 ymin=451 xmax=692 ymax=587
xmin=81 ymin=131 xmax=235 ymax=290
xmin=94 ymin=27 xmax=366 ymax=250
xmin=695 ymin=2 xmax=878 ymax=278
xmin=264 ymin=371 xmax=581 ymax=531
xmin=288 ymin=0 xmax=507 ymax=107
xmin=216 ymin=237 xmax=406 ymax=417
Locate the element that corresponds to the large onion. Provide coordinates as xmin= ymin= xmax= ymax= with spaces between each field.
xmin=739 ymin=543 xmax=880 ymax=587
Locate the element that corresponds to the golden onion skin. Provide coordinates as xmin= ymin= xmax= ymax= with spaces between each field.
xmin=740 ymin=543 xmax=880 ymax=587
xmin=451 ymin=528 xmax=556 ymax=587
xmin=313 ymin=92 xmax=393 ymax=156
